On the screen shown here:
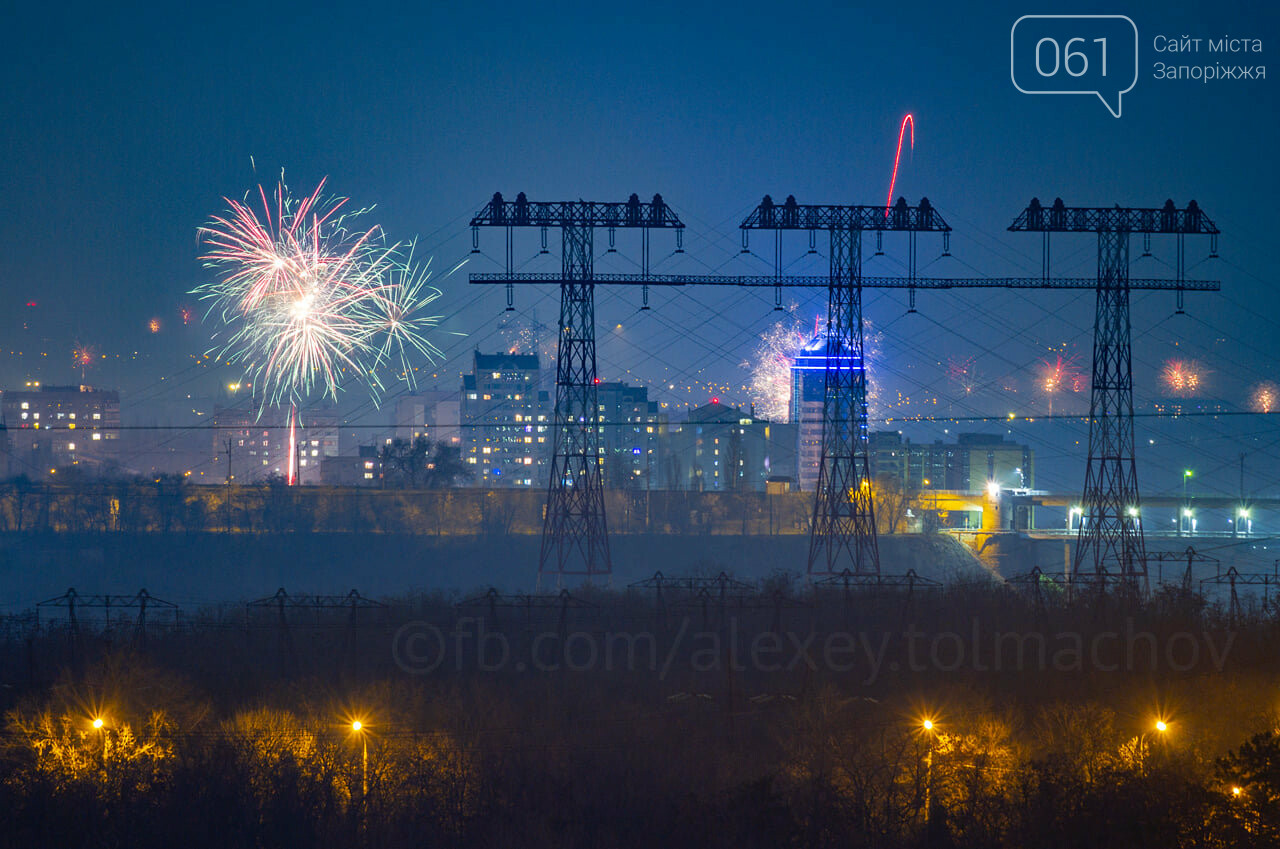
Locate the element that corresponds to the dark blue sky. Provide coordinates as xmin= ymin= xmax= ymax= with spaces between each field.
xmin=2 ymin=0 xmax=1278 ymax=497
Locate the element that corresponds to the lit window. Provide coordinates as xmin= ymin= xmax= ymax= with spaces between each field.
xmin=69 ymin=413 xmax=76 ymax=420
xmin=92 ymin=433 xmax=101 ymax=441
xmin=20 ymin=402 xmax=28 ymax=410
xmin=67 ymin=443 xmax=75 ymax=450
xmin=364 ymin=472 xmax=374 ymax=479
xmin=93 ymin=413 xmax=100 ymax=420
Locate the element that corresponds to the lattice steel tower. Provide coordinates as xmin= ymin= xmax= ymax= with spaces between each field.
xmin=470 ymin=193 xmax=683 ymax=584
xmin=1010 ymin=198 xmax=1219 ymax=592
xmin=742 ymin=195 xmax=950 ymax=576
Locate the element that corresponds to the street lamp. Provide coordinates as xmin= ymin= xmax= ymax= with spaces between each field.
xmin=1180 ymin=470 xmax=1193 ymax=535
xmin=1237 ymin=508 xmax=1251 ymax=537
xmin=919 ymin=718 xmax=938 ymax=827
xmin=351 ymin=720 xmax=368 ymax=800
xmin=347 ymin=717 xmax=371 ymax=842
xmin=90 ymin=716 xmax=107 ymax=770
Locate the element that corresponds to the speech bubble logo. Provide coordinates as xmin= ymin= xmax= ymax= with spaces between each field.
xmin=1011 ymin=15 xmax=1138 ymax=118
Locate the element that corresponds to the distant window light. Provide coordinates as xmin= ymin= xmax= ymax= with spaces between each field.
xmin=92 ymin=433 xmax=101 ymax=440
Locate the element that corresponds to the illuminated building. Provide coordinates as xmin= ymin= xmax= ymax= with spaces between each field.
xmin=294 ymin=410 xmax=340 ymax=485
xmin=596 ymin=381 xmax=667 ymax=489
xmin=460 ymin=351 xmax=548 ymax=487
xmin=869 ymin=432 xmax=1034 ymax=492
xmin=2 ymin=384 xmax=120 ymax=476
xmin=209 ymin=405 xmax=287 ymax=482
xmin=321 ymin=445 xmax=382 ymax=487
xmin=665 ymin=401 xmax=797 ymax=492
xmin=789 ymin=330 xmax=862 ymax=491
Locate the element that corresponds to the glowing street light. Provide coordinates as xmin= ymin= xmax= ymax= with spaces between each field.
xmin=985 ymin=480 xmax=1001 ymax=500
xmin=91 ymin=717 xmax=104 ymax=729
xmin=349 ymin=717 xmax=369 ymax=819
xmin=1068 ymin=505 xmax=1083 ymax=531
xmin=918 ymin=717 xmax=939 ymax=826
xmin=1236 ymin=508 xmax=1252 ymax=537
xmin=1155 ymin=720 xmax=1168 ymax=733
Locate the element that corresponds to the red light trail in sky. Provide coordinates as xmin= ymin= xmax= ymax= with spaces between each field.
xmin=884 ymin=114 xmax=914 ymax=218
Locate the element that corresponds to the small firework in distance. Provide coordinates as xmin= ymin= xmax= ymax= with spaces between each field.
xmin=1161 ymin=359 xmax=1207 ymax=397
xmin=1251 ymin=382 xmax=1278 ymax=413
xmin=179 ymin=305 xmax=194 ymax=325
xmin=148 ymin=317 xmax=161 ymax=333
xmin=946 ymin=355 xmax=978 ymax=395
xmin=72 ymin=343 xmax=97 ymax=380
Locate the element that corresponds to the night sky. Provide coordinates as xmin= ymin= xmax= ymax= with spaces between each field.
xmin=2 ymin=0 xmax=1278 ymax=501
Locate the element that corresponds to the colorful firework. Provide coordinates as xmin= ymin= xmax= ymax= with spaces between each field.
xmin=72 ymin=343 xmax=97 ymax=380
xmin=946 ymin=355 xmax=978 ymax=396
xmin=148 ymin=317 xmax=161 ymax=333
xmin=1251 ymin=382 xmax=1278 ymax=413
xmin=1038 ymin=349 xmax=1084 ymax=412
xmin=195 ymin=178 xmax=456 ymax=422
xmin=1161 ymin=359 xmax=1208 ymax=397
xmin=743 ymin=305 xmax=810 ymax=422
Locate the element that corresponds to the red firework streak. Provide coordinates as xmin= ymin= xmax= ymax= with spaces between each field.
xmin=884 ymin=114 xmax=914 ymax=218
xmin=286 ymin=405 xmax=298 ymax=486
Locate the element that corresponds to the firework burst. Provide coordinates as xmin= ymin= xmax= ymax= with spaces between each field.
xmin=1038 ymin=348 xmax=1084 ymax=413
xmin=194 ymin=177 xmax=456 ymax=416
xmin=1251 ymin=382 xmax=1278 ymax=413
xmin=1161 ymin=358 xmax=1208 ymax=397
xmin=743 ymin=305 xmax=809 ymax=422
xmin=72 ymin=343 xmax=97 ymax=381
xmin=946 ymin=355 xmax=979 ymax=396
